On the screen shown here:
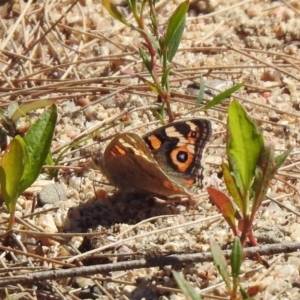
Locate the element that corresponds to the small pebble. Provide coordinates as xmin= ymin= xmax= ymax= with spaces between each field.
xmin=38 ymin=183 xmax=67 ymax=206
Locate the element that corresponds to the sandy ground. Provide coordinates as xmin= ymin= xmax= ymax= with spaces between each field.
xmin=1 ymin=0 xmax=300 ymax=299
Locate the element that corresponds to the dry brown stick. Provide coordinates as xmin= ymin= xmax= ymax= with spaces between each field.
xmin=0 ymin=241 xmax=299 ymax=287
xmin=0 ymin=245 xmax=75 ymax=268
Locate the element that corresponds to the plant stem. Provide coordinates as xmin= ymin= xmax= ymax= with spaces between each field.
xmin=7 ymin=210 xmax=15 ymax=230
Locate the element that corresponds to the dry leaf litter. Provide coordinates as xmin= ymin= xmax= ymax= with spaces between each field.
xmin=1 ymin=0 xmax=300 ymax=299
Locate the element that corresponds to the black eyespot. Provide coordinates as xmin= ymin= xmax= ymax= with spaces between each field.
xmin=191 ymin=131 xmax=197 ymax=138
xmin=177 ymin=151 xmax=188 ymax=162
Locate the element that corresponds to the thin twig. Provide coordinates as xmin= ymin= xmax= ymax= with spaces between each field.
xmin=0 ymin=241 xmax=299 ymax=287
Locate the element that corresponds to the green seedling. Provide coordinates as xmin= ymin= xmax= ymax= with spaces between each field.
xmin=172 ymin=238 xmax=256 ymax=299
xmin=211 ymin=237 xmax=254 ymax=299
xmin=102 ymin=0 xmax=189 ymax=122
xmin=208 ymin=100 xmax=292 ymax=245
xmin=172 ymin=271 xmax=203 ymax=300
xmin=204 ymin=83 xmax=244 ymax=110
xmin=0 ymin=105 xmax=57 ymax=230
xmin=0 ymin=99 xmax=56 ymax=149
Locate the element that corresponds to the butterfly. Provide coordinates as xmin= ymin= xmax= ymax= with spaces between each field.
xmin=96 ymin=119 xmax=212 ymax=199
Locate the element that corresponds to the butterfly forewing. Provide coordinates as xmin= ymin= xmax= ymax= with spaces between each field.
xmin=100 ymin=133 xmax=191 ymax=198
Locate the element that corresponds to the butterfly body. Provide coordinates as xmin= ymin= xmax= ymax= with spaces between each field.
xmin=98 ymin=119 xmax=212 ymax=199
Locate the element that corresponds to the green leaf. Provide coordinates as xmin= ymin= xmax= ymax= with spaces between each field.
xmin=45 ymin=152 xmax=56 ymax=178
xmin=161 ymin=67 xmax=171 ymax=88
xmin=274 ymin=147 xmax=292 ymax=173
xmin=135 ymin=27 xmax=160 ymax=54
xmin=195 ymin=77 xmax=205 ymax=108
xmin=172 ymin=271 xmax=202 ymax=300
xmin=251 ymin=145 xmax=276 ymax=219
xmin=204 ymin=83 xmax=244 ymax=110
xmin=102 ymin=0 xmax=129 ymax=25
xmin=10 ymin=100 xmax=56 ymax=123
xmin=149 ymin=3 xmax=158 ymax=34
xmin=0 ymin=136 xmax=26 ymax=212
xmin=231 ymin=237 xmax=243 ymax=279
xmin=227 ymin=100 xmax=264 ymax=197
xmin=139 ymin=47 xmax=153 ymax=76
xmin=140 ymin=78 xmax=160 ymax=94
xmin=45 ymin=152 xmax=54 ymax=166
xmin=222 ymin=162 xmax=244 ymax=214
xmin=165 ymin=0 xmax=189 ymax=62
xmin=252 ymin=146 xmax=291 ymax=218
xmin=150 ymin=106 xmax=166 ymax=123
xmin=127 ymin=70 xmax=159 ymax=94
xmin=126 ymin=0 xmax=137 ymax=12
xmin=210 ymin=239 xmax=231 ymax=291
xmin=19 ymin=105 xmax=57 ymax=193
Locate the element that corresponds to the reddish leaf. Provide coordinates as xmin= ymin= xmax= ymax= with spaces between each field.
xmin=247 ymin=285 xmax=260 ymax=297
xmin=207 ymin=186 xmax=238 ymax=235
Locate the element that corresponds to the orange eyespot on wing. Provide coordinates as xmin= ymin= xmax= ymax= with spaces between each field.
xmin=170 ymin=146 xmax=194 ymax=173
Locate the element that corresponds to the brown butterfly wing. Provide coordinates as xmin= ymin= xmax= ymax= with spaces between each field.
xmin=100 ymin=133 xmax=190 ymax=198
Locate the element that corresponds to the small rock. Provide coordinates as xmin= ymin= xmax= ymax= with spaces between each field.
xmin=38 ymin=183 xmax=67 ymax=206
xmin=75 ymin=278 xmax=103 ymax=298
xmin=38 ymin=214 xmax=59 ymax=246
xmin=290 ymin=223 xmax=300 ymax=242
xmin=39 ymin=214 xmax=58 ymax=233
